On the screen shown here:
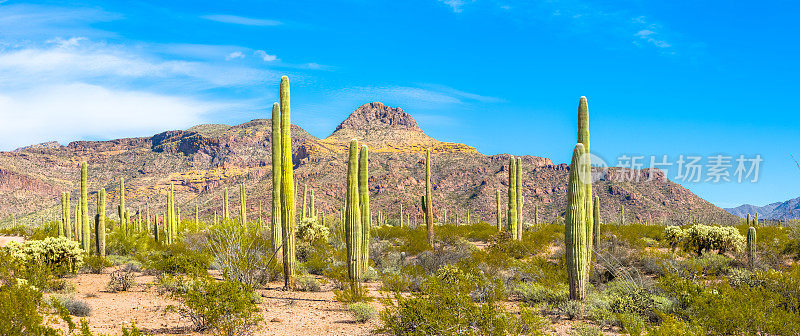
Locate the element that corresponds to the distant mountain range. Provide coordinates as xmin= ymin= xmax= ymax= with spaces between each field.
xmin=725 ymin=197 xmax=800 ymax=220
xmin=0 ymin=102 xmax=737 ymax=226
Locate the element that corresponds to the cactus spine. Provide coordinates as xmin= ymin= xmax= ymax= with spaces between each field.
xmin=578 ymin=96 xmax=594 ymax=261
xmin=565 ymin=143 xmax=588 ymax=301
xmin=358 ymin=145 xmax=370 ymax=273
xmin=96 ymin=188 xmax=106 ymax=257
xmin=496 ymin=190 xmax=502 ymax=230
xmin=424 ymin=148 xmax=434 ymax=245
xmin=239 ymin=183 xmax=247 ymax=227
xmin=747 ymin=226 xmax=757 ymax=269
xmin=271 ymin=102 xmax=283 ymax=258
xmin=279 ymin=75 xmax=296 ymax=288
xmin=507 ymin=157 xmax=518 ymax=238
xmin=593 ymin=196 xmax=600 ymax=249
xmin=80 ymin=161 xmax=90 ymax=251
xmin=345 ymin=139 xmax=363 ymax=282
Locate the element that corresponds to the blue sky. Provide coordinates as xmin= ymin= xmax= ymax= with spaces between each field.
xmin=0 ymin=0 xmax=797 ymax=209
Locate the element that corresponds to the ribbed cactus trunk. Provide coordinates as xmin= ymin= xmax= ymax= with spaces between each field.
xmin=534 ymin=204 xmax=539 ymax=226
xmin=61 ymin=192 xmax=70 ymax=238
xmin=620 ymin=205 xmax=625 ymax=226
xmin=345 ymin=140 xmax=363 ymax=282
xmin=399 ymin=204 xmax=404 ymax=228
xmin=119 ymin=177 xmax=126 ymax=231
xmin=495 ymin=190 xmax=502 ymax=230
xmin=302 ymin=184 xmax=308 ymax=219
xmin=153 ymin=215 xmax=159 ymax=243
xmin=195 ymin=204 xmax=199 ymax=225
xmin=75 ymin=205 xmax=80 ymax=243
xmin=223 ymin=187 xmax=229 ymax=221
xmin=145 ymin=204 xmax=150 ymax=234
xmin=566 ymin=143 xmax=588 ymax=301
xmin=754 ymin=213 xmax=759 ymax=227
xmin=747 ymin=227 xmax=757 ymax=269
xmin=239 ymin=183 xmax=247 ymax=227
xmin=80 ymin=161 xmax=90 ymax=251
xmin=271 ymin=102 xmax=283 ymax=258
xmin=279 ymin=76 xmax=296 ymax=289
xmin=593 ymin=196 xmax=600 ymax=249
xmin=96 ymin=188 xmax=106 ymax=257
xmin=515 ymin=158 xmax=523 ymax=240
xmin=507 ymin=157 xmax=518 ymax=238
xmin=578 ymin=96 xmax=594 ymax=262
xmin=166 ymin=183 xmax=174 ymax=244
xmin=424 ymin=148 xmax=434 ymax=245
xmin=310 ymin=190 xmax=316 ymax=218
xmin=358 ymin=145 xmax=370 ymax=273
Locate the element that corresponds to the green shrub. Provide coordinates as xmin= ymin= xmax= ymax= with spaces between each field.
xmin=333 ymin=282 xmax=373 ymax=303
xmin=667 ymin=225 xmax=745 ymax=255
xmin=0 ymin=275 xmax=63 ymax=335
xmin=82 ymin=255 xmax=112 ymax=274
xmin=569 ymin=323 xmax=603 ymax=336
xmin=166 ymin=275 xmax=263 ymax=335
xmin=207 ymin=224 xmax=273 ymax=287
xmin=347 ymin=302 xmax=376 ymax=323
xmin=141 ymin=242 xmax=210 ymax=276
xmin=107 ymin=269 xmax=136 ymax=292
xmin=515 ymin=282 xmax=569 ymax=305
xmin=4 ymin=236 xmax=83 ymax=274
xmin=295 ymin=274 xmax=322 ymax=292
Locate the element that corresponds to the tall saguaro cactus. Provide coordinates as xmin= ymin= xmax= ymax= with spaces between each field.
xmin=62 ymin=192 xmax=71 ymax=238
xmin=747 ymin=226 xmax=757 ymax=269
xmin=80 ymin=161 xmax=90 ymax=251
xmin=565 ymin=143 xmax=588 ymax=301
xmin=424 ymin=148 xmax=434 ymax=245
xmin=345 ymin=139 xmax=363 ymax=282
xmin=280 ymin=75 xmax=297 ymax=288
xmin=495 ymin=190 xmax=502 ymax=230
xmin=302 ymin=185 xmax=308 ymax=219
xmin=358 ymin=145 xmax=370 ymax=273
xmin=119 ymin=177 xmax=127 ymax=231
xmin=507 ymin=157 xmax=518 ymax=239
xmin=239 ymin=183 xmax=247 ymax=227
xmin=515 ymin=158 xmax=523 ymax=239
xmin=222 ymin=187 xmax=229 ymax=221
xmin=593 ymin=196 xmax=600 ymax=249
xmin=578 ymin=96 xmax=594 ymax=261
xmin=96 ymin=188 xmax=106 ymax=257
xmin=271 ymin=102 xmax=283 ymax=258
xmin=399 ymin=204 xmax=404 ymax=228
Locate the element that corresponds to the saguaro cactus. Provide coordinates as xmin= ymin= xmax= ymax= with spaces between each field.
xmin=747 ymin=226 xmax=757 ymax=269
xmin=593 ymin=196 xmax=600 ymax=249
xmin=271 ymin=102 xmax=283 ymax=258
xmin=62 ymin=192 xmax=71 ymax=238
xmin=280 ymin=75 xmax=297 ymax=288
xmin=359 ymin=145 xmax=370 ymax=273
xmin=516 ymin=158 xmax=523 ymax=239
xmin=239 ymin=183 xmax=247 ymax=227
xmin=119 ymin=177 xmax=127 ymax=230
xmin=302 ymin=185 xmax=308 ymax=219
xmin=507 ymin=157 xmax=518 ymax=238
xmin=223 ymin=187 xmax=229 ymax=221
xmin=495 ymin=190 xmax=502 ymax=230
xmin=96 ymin=188 xmax=106 ymax=257
xmin=424 ymin=148 xmax=434 ymax=245
xmin=399 ymin=204 xmax=404 ymax=228
xmin=345 ymin=139 xmax=363 ymax=282
xmin=565 ymin=143 xmax=588 ymax=301
xmin=80 ymin=161 xmax=90 ymax=251
xmin=578 ymin=96 xmax=594 ymax=260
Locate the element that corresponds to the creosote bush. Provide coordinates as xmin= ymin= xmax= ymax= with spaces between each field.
xmin=347 ymin=302 xmax=376 ymax=323
xmin=165 ymin=275 xmax=263 ymax=335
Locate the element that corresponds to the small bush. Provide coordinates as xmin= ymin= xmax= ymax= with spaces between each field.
xmin=107 ymin=269 xmax=136 ymax=292
xmin=569 ymin=323 xmax=603 ymax=336
xmin=665 ymin=225 xmax=745 ymax=255
xmin=142 ymin=242 xmax=210 ymax=276
xmin=208 ymin=224 xmax=273 ymax=288
xmin=515 ymin=282 xmax=569 ymax=305
xmin=295 ymin=274 xmax=322 ymax=292
xmin=347 ymin=302 xmax=376 ymax=323
xmin=62 ymin=297 xmax=92 ymax=317
xmin=4 ymin=236 xmax=83 ymax=274
xmin=82 ymin=255 xmax=113 ymax=274
xmin=167 ymin=275 xmax=263 ymax=335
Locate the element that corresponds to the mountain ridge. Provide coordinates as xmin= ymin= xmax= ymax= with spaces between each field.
xmin=725 ymin=196 xmax=800 ymax=220
xmin=0 ymin=102 xmax=737 ymax=226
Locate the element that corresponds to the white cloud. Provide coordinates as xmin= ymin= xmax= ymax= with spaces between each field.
xmin=225 ymin=51 xmax=245 ymax=60
xmin=254 ymin=50 xmax=278 ymax=62
xmin=633 ymin=17 xmax=672 ymax=49
xmin=201 ymin=14 xmax=281 ymax=26
xmin=439 ymin=0 xmax=467 ymax=13
xmin=0 ymin=83 xmax=227 ymax=150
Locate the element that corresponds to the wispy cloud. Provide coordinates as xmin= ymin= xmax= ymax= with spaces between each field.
xmin=225 ymin=51 xmax=245 ymax=60
xmin=201 ymin=14 xmax=281 ymax=26
xmin=254 ymin=50 xmax=278 ymax=62
xmin=335 ymin=84 xmax=500 ymax=109
xmin=632 ymin=16 xmax=673 ymax=50
xmin=439 ymin=0 xmax=468 ymax=13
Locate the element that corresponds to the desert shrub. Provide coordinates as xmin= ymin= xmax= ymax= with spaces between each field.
xmin=378 ymin=267 xmax=542 ymax=336
xmin=557 ymin=300 xmax=584 ymax=320
xmin=436 ymin=222 xmax=497 ymax=242
xmin=295 ymin=274 xmax=322 ymax=292
xmin=61 ymin=297 xmax=92 ymax=317
xmin=515 ymin=282 xmax=569 ymax=305
xmin=415 ymin=238 xmax=475 ymax=274
xmin=0 ymin=279 xmax=63 ymax=335
xmin=379 ymin=264 xmax=427 ymax=293
xmin=347 ymin=302 xmax=376 ymax=323
xmin=606 ymin=224 xmax=664 ymax=249
xmin=569 ymin=323 xmax=603 ymax=336
xmin=166 ymin=275 xmax=262 ymax=335
xmin=81 ymin=255 xmax=112 ymax=274
xmin=107 ymin=269 xmax=136 ymax=292
xmin=663 ymin=226 xmax=685 ymax=251
xmin=106 ymin=228 xmax=153 ymax=256
xmin=678 ymin=224 xmax=745 ymax=255
xmin=142 ymin=241 xmax=210 ymax=276
xmin=0 ymin=221 xmax=59 ymax=240
xmin=296 ymin=217 xmax=330 ymax=244
xmin=208 ymin=224 xmax=273 ymax=288
xmin=4 ymin=236 xmax=83 ymax=274
xmin=334 ymin=282 xmax=373 ymax=303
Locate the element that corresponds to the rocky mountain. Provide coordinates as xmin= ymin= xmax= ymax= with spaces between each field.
xmin=726 ymin=197 xmax=800 ymax=220
xmin=0 ymin=102 xmax=737 ymax=227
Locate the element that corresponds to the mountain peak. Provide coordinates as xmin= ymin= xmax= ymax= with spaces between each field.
xmin=333 ymin=102 xmax=422 ymax=133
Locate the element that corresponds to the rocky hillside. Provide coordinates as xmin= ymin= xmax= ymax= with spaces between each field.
xmin=726 ymin=196 xmax=800 ymax=220
xmin=0 ymin=102 xmax=737 ymax=227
